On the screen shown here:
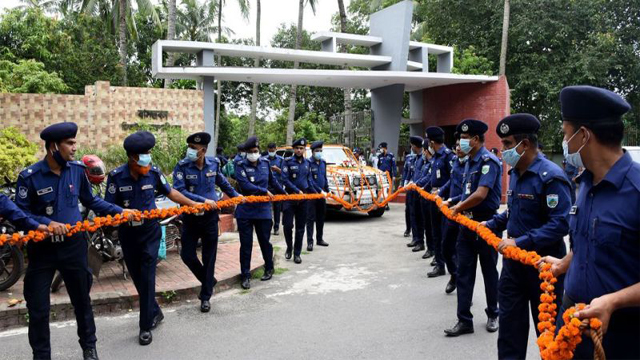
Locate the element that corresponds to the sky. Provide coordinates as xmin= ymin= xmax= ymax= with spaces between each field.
xmin=1 ymin=0 xmax=352 ymax=46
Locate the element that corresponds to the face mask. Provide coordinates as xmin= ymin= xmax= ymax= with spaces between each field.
xmin=428 ymin=146 xmax=435 ymax=155
xmin=137 ymin=153 xmax=152 ymax=167
xmin=458 ymin=155 xmax=469 ymax=164
xmin=186 ymin=148 xmax=199 ymax=162
xmin=563 ymin=129 xmax=589 ymax=168
xmin=247 ymin=153 xmax=260 ymax=162
xmin=268 ymin=151 xmax=276 ymax=158
xmin=501 ymin=141 xmax=524 ymax=167
xmin=240 ymin=152 xmax=246 ymax=158
xmin=459 ymin=139 xmax=472 ymax=154
xmin=422 ymin=153 xmax=427 ymax=161
xmin=314 ymin=151 xmax=323 ymax=160
xmin=52 ymin=143 xmax=68 ymax=167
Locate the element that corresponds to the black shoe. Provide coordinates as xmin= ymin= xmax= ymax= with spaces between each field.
xmin=428 ymin=266 xmax=446 ymax=278
xmin=385 ymin=205 xmax=390 ymax=210
xmin=294 ymin=255 xmax=302 ymax=264
xmin=445 ymin=277 xmax=456 ymax=294
xmin=422 ymin=250 xmax=434 ymax=259
xmin=273 ymin=229 xmax=279 ymax=236
xmin=316 ymin=240 xmax=329 ymax=246
xmin=139 ymin=330 xmax=153 ymax=345
xmin=83 ymin=348 xmax=99 ymax=360
xmin=200 ymin=300 xmax=210 ymax=313
xmin=406 ymin=241 xmax=419 ymax=248
xmin=412 ymin=244 xmax=425 ymax=252
xmin=486 ymin=317 xmax=499 ymax=333
xmin=444 ymin=321 xmax=474 ymax=337
xmin=430 ymin=258 xmax=437 ymax=266
xmin=241 ymin=278 xmax=250 ymax=289
xmin=151 ymin=310 xmax=164 ymax=330
xmin=285 ymin=247 xmax=292 ymax=260
xmin=261 ymin=269 xmax=274 ymax=281
xmin=307 ymin=243 xmax=313 ymax=251
xmin=403 ymin=230 xmax=411 ymax=237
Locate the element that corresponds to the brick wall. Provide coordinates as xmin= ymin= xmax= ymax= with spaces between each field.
xmin=422 ymin=76 xmax=511 ymax=200
xmin=0 ymin=81 xmax=204 ymax=153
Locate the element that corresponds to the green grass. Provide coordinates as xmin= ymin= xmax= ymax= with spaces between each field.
xmin=273 ymin=245 xmax=282 ymax=253
xmin=251 ymin=268 xmax=265 ymax=279
xmin=301 ymin=251 xmax=310 ymax=255
xmin=240 ymin=289 xmax=251 ymax=295
xmin=274 ymin=267 xmax=288 ymax=275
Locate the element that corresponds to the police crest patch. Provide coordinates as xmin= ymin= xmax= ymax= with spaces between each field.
xmin=18 ymin=186 xmax=27 ymax=199
xmin=176 ymin=172 xmax=184 ymax=180
xmin=546 ymin=194 xmax=559 ymax=208
xmin=461 ymin=124 xmax=469 ymax=132
xmin=481 ymin=165 xmax=490 ymax=174
xmin=500 ymin=123 xmax=509 ymax=134
xmin=108 ymin=183 xmax=116 ymax=194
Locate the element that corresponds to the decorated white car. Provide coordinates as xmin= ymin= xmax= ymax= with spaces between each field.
xmin=276 ymin=145 xmax=391 ymax=217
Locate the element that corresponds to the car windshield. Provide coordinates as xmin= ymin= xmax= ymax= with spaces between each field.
xmin=306 ymin=147 xmax=355 ymax=165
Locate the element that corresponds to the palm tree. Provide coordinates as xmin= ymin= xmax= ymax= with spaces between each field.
xmin=176 ymin=0 xmax=222 ymax=42
xmin=248 ymin=0 xmax=260 ymax=136
xmin=213 ymin=0 xmax=249 ymax=151
xmin=499 ymin=0 xmax=510 ymax=76
xmin=164 ymin=0 xmax=177 ymax=88
xmin=286 ymin=0 xmax=317 ymax=145
xmin=337 ymin=0 xmax=352 ymax=146
xmin=19 ymin=0 xmax=81 ymax=16
xmin=82 ymin=0 xmax=159 ymax=86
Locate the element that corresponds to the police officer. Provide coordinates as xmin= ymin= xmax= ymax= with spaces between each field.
xmin=282 ymin=138 xmax=320 ymax=264
xmin=405 ymin=138 xmax=426 ymax=252
xmin=266 ymin=143 xmax=285 ymax=235
xmin=16 ymin=122 xmax=128 ymax=360
xmin=215 ymin=146 xmax=228 ymax=167
xmin=377 ymin=142 xmax=397 ymax=195
xmin=540 ymin=86 xmax=640 ymax=360
xmin=234 ymin=144 xmax=246 ymax=164
xmin=424 ymin=127 xmax=455 ymax=278
xmin=402 ymin=136 xmax=422 ymax=238
xmin=484 ymin=114 xmax=571 ymax=359
xmin=105 ymin=131 xmax=199 ymax=346
xmin=415 ymin=139 xmax=435 ymax=260
xmin=444 ymin=118 xmax=502 ymax=337
xmin=306 ymin=141 xmax=329 ymax=251
xmin=438 ymin=134 xmax=466 ymax=294
xmin=172 ymin=132 xmax=241 ymax=313
xmin=235 ymin=136 xmax=286 ymax=289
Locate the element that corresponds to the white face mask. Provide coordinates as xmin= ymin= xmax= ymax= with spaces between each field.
xmin=268 ymin=151 xmax=276 ymax=158
xmin=247 ymin=153 xmax=260 ymax=162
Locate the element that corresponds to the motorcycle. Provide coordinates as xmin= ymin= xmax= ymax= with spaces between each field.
xmin=0 ymin=177 xmax=25 ymax=291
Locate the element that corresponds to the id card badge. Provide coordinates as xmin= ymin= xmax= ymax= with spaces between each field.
xmin=436 ymin=169 xmax=441 ymax=179
xmin=465 ymin=182 xmax=472 ymax=195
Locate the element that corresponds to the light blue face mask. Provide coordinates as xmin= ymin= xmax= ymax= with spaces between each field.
xmin=501 ymin=141 xmax=524 ymax=167
xmin=563 ymin=128 xmax=588 ymax=168
xmin=459 ymin=138 xmax=472 ymax=154
xmin=137 ymin=153 xmax=152 ymax=167
xmin=186 ymin=148 xmax=199 ymax=162
xmin=314 ymin=151 xmax=323 ymax=160
xmin=268 ymin=151 xmax=276 ymax=158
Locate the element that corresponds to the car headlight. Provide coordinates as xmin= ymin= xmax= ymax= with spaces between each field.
xmin=368 ymin=176 xmax=377 ymax=185
xmin=352 ymin=177 xmax=360 ymax=186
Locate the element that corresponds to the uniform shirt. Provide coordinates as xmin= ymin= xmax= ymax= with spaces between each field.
xmin=282 ymin=156 xmax=319 ymax=194
xmin=564 ymin=151 xmax=640 ymax=303
xmin=485 ymin=153 xmax=571 ymax=252
xmin=15 ymin=159 xmax=122 ymax=226
xmin=104 ymin=164 xmax=171 ymax=211
xmin=429 ymin=146 xmax=455 ymax=189
xmin=265 ymin=154 xmax=285 ymax=186
xmin=410 ymin=155 xmax=426 ymax=183
xmin=216 ymin=154 xmax=228 ymax=167
xmin=377 ymin=152 xmax=397 ymax=178
xmin=457 ymin=146 xmax=502 ymax=214
xmin=401 ymin=154 xmax=416 ymax=186
xmin=308 ymin=158 xmax=329 ymax=193
xmin=415 ymin=156 xmax=433 ymax=188
xmin=0 ymin=194 xmax=40 ymax=231
xmin=233 ymin=154 xmax=244 ymax=165
xmin=172 ymin=156 xmax=239 ymax=203
xmin=438 ymin=156 xmax=466 ymax=201
xmin=235 ymin=158 xmax=285 ymax=219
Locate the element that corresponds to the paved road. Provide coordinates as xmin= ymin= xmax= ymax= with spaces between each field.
xmin=0 ymin=203 xmax=539 ymax=359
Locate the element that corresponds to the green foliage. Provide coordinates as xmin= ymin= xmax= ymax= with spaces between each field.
xmin=0 ymin=59 xmax=68 ymax=93
xmin=451 ymin=46 xmax=494 ymax=76
xmin=0 ymin=127 xmax=38 ymax=180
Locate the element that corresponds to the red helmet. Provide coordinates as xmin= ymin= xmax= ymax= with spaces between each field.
xmin=82 ymin=155 xmax=106 ymax=184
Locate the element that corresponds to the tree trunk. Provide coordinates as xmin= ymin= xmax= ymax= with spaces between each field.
xmin=164 ymin=0 xmax=177 ymax=88
xmin=248 ymin=0 xmax=261 ymax=136
xmin=213 ymin=0 xmax=224 ymax=151
xmin=286 ymin=0 xmax=305 ymax=145
xmin=499 ymin=0 xmax=510 ymax=76
xmin=337 ymin=0 xmax=353 ymax=147
xmin=118 ymin=0 xmax=127 ymax=86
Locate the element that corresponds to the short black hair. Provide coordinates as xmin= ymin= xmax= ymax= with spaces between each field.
xmin=512 ymin=133 xmax=539 ymax=147
xmin=566 ymin=120 xmax=624 ymax=147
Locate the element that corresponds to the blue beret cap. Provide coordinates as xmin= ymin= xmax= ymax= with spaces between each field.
xmin=292 ymin=138 xmax=307 ymax=147
xmin=409 ymin=136 xmax=423 ymax=147
xmin=186 ymin=132 xmax=211 ymax=145
xmin=311 ymin=140 xmax=324 ymax=150
xmin=456 ymin=118 xmax=488 ymax=135
xmin=267 ymin=142 xmax=277 ymax=148
xmin=124 ymin=131 xmax=155 ymax=154
xmin=425 ymin=126 xmax=445 ymax=141
xmin=496 ymin=113 xmax=540 ymax=137
xmin=237 ymin=144 xmax=245 ymax=151
xmin=40 ymin=122 xmax=78 ymax=142
xmin=560 ymin=86 xmax=630 ymax=124
xmin=378 ymin=142 xmax=388 ymax=148
xmin=243 ymin=136 xmax=259 ymax=150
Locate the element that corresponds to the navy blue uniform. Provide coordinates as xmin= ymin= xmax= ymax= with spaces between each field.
xmin=0 ymin=194 xmax=40 ymax=231
xmin=377 ymin=152 xmax=397 ymax=179
xmin=456 ymin=146 xmax=502 ymax=326
xmin=486 ymin=153 xmax=571 ymax=359
xmin=416 ymin=157 xmax=434 ymax=252
xmin=16 ymin=159 xmax=122 ymax=359
xmin=409 ymin=155 xmax=428 ymax=247
xmin=172 ymin=157 xmax=239 ymax=301
xmin=563 ymin=161 xmax=579 ymax=204
xmin=281 ymin=156 xmax=320 ymax=256
xmin=426 ymin=146 xmax=455 ymax=269
xmin=558 ymin=152 xmax=640 ymax=360
xmin=266 ymin=154 xmax=285 ymax=233
xmin=235 ymin=158 xmax=285 ymax=279
xmin=306 ymin=158 xmax=328 ymax=246
xmin=104 ymin=164 xmax=171 ymax=332
xmin=438 ymin=156 xmax=466 ymax=280
xmin=402 ymin=154 xmax=416 ymax=234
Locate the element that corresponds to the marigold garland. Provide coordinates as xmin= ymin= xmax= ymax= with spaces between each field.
xmin=0 ymin=185 xmax=602 ymax=360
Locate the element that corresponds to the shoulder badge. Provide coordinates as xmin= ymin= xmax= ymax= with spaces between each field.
xmin=160 ymin=174 xmax=167 ymax=185
xmin=176 ymin=172 xmax=184 ymax=180
xmin=18 ymin=186 xmax=28 ymax=199
xmin=108 ymin=183 xmax=116 ymax=194
xmin=481 ymin=164 xmax=490 ymax=175
xmin=546 ymin=194 xmax=559 ymax=208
